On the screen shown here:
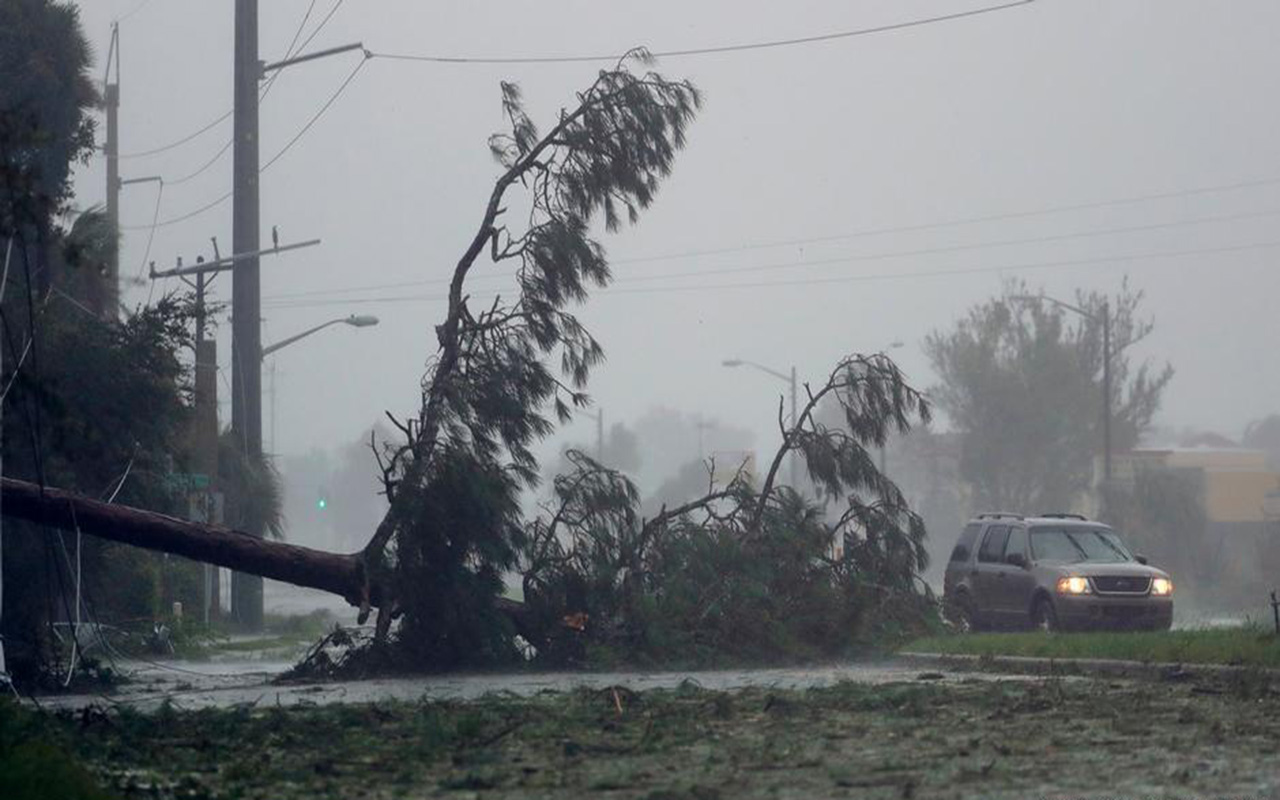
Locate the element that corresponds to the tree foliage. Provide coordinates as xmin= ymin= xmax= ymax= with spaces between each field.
xmin=1102 ymin=467 xmax=1218 ymax=594
xmin=352 ymin=52 xmax=701 ymax=658
xmin=518 ymin=354 xmax=933 ymax=665
xmin=218 ymin=430 xmax=285 ymax=541
xmin=1243 ymin=414 xmax=1280 ymax=472
xmin=1 ymin=292 xmax=197 ymax=682
xmin=924 ymin=279 xmax=1172 ymax=512
xmin=0 ymin=0 xmax=98 ymax=235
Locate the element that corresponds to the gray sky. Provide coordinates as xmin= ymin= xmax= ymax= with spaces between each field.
xmin=70 ymin=0 xmax=1280 ymax=472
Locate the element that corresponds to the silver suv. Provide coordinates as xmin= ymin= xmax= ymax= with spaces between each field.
xmin=943 ymin=513 xmax=1173 ymax=632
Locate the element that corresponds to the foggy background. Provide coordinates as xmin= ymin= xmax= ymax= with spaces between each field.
xmin=67 ymin=0 xmax=1280 ymax=550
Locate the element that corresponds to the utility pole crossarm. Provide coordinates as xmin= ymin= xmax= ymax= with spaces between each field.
xmin=149 ymin=239 xmax=320 ymax=279
xmin=120 ymin=175 xmax=163 ymax=187
xmin=261 ymin=42 xmax=365 ymax=75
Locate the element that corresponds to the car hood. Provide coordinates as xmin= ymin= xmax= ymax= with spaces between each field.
xmin=1038 ymin=561 xmax=1170 ymax=580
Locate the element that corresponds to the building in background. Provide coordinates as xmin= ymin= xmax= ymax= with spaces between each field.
xmin=1106 ymin=446 xmax=1280 ymax=605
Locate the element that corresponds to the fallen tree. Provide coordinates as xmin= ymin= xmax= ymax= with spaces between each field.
xmin=3 ymin=52 xmax=935 ymax=671
xmin=4 ymin=51 xmax=704 ymax=663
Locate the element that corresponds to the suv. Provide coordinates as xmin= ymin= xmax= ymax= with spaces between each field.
xmin=943 ymin=513 xmax=1173 ymax=632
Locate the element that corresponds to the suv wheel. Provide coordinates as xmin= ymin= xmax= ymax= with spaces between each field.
xmin=1031 ymin=596 xmax=1059 ymax=633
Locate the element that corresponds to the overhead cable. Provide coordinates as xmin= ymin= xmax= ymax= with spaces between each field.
xmin=370 ymin=0 xmax=1034 ymax=65
xmin=117 ymin=0 xmax=329 ymax=159
xmin=616 ymin=176 xmax=1280 ymax=265
xmin=121 ymin=56 xmax=369 ymax=231
xmin=119 ymin=110 xmax=232 ymax=160
xmin=260 ymin=239 xmax=1280 ymax=310
xmin=258 ymin=202 xmax=1280 ymax=302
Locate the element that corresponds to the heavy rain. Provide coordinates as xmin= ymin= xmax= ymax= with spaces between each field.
xmin=3 ymin=1 xmax=1280 ymax=797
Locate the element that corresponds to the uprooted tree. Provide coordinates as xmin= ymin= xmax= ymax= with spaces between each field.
xmin=4 ymin=52 xmax=935 ymax=669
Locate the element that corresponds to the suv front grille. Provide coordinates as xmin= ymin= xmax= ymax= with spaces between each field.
xmin=1091 ymin=576 xmax=1151 ymax=594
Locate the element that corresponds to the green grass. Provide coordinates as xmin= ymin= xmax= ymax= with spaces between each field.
xmin=904 ymin=625 xmax=1280 ymax=668
xmin=10 ymin=672 xmax=1280 ymax=798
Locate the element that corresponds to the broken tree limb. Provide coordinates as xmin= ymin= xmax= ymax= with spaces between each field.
xmin=0 ymin=476 xmax=372 ymax=607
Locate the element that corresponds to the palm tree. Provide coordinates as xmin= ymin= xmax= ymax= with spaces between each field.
xmin=218 ymin=431 xmax=285 ymax=541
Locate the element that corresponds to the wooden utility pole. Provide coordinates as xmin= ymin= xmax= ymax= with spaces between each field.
xmin=151 ymin=237 xmax=320 ymax=624
xmin=103 ymin=24 xmax=121 ymax=319
xmin=193 ymin=267 xmax=221 ymax=620
xmin=231 ymin=0 xmax=264 ymax=630
xmin=1101 ymin=299 xmax=1112 ymax=487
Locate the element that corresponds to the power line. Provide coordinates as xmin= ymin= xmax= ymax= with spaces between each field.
xmin=258 ymin=200 xmax=1280 ymax=302
xmin=165 ymin=139 xmax=233 ymax=186
xmin=296 ymin=0 xmax=346 ymax=56
xmin=260 ymin=0 xmax=323 ymax=104
xmin=370 ymin=0 xmax=1034 ymax=65
xmin=116 ymin=0 xmax=155 ymax=23
xmin=115 ymin=0 xmax=1023 ymax=161
xmin=261 ymin=54 xmax=369 ymax=172
xmin=119 ymin=110 xmax=232 ymax=160
xmin=120 ymin=56 xmax=368 ymax=231
xmin=615 ymin=176 xmax=1280 ymax=265
xmin=283 ymin=0 xmax=320 ymax=62
xmin=116 ymin=0 xmax=331 ymax=160
xmin=610 ymin=208 xmax=1280 ymax=284
xmin=134 ymin=179 xmax=163 ymax=293
xmin=121 ymin=189 xmax=230 ymax=232
xmin=260 ymin=238 xmax=1280 ymax=310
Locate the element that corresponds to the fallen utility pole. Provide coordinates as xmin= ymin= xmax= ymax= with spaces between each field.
xmin=2 ymin=477 xmax=368 ymax=604
xmin=0 ymin=477 xmax=534 ymax=639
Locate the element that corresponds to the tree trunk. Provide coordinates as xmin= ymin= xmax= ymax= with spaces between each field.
xmin=1 ymin=477 xmax=373 ymax=607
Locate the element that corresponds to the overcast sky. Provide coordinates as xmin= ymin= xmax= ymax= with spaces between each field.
xmin=69 ymin=0 xmax=1280 ymax=472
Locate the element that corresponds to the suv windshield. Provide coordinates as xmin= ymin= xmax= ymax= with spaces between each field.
xmin=1030 ymin=527 xmax=1133 ymax=563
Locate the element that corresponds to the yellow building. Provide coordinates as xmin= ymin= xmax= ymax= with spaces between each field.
xmin=1117 ymin=448 xmax=1280 ymax=524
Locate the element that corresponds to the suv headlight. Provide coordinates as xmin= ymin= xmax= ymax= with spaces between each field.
xmin=1151 ymin=578 xmax=1173 ymax=596
xmin=1056 ymin=576 xmax=1092 ymax=595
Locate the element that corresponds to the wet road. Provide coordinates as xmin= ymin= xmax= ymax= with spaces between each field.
xmin=41 ymin=657 xmax=1033 ymax=712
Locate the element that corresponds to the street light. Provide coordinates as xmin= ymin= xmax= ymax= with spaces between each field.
xmin=722 ymin=358 xmax=798 ymax=487
xmin=724 ymin=343 xmax=906 ymax=488
xmin=261 ymin=314 xmax=380 ymax=358
xmin=261 ymin=314 xmax=380 ymax=455
xmin=876 ymin=341 xmax=905 ymax=474
xmin=1010 ymin=293 xmax=1112 ymax=486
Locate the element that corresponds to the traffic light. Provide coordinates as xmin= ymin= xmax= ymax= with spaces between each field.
xmin=317 ymin=488 xmax=329 ymax=511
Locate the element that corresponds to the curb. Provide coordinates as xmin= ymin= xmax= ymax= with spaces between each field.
xmin=897 ymin=651 xmax=1280 ymax=681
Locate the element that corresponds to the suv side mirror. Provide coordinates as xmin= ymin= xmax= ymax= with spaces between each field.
xmin=1135 ymin=554 xmax=1149 ymax=565
xmin=1005 ymin=552 xmax=1028 ymax=568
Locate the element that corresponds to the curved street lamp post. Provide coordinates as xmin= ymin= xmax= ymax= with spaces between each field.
xmin=1011 ymin=294 xmax=1112 ymax=486
xmin=262 ymin=314 xmax=380 ymax=454
xmin=722 ymin=342 xmax=903 ymax=489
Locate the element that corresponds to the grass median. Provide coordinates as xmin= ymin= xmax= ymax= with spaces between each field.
xmin=904 ymin=625 xmax=1280 ymax=668
xmin=6 ymin=670 xmax=1280 ymax=799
